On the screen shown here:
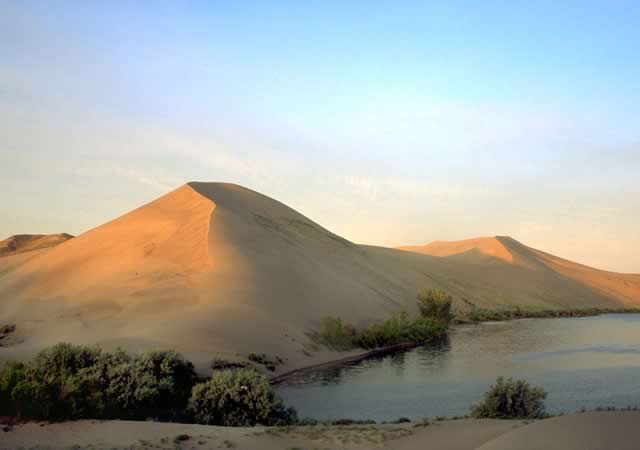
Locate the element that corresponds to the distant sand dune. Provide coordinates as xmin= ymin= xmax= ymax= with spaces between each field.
xmin=0 ymin=233 xmax=72 ymax=257
xmin=1 ymin=182 xmax=638 ymax=371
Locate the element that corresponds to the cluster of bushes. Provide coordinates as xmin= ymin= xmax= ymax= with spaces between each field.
xmin=308 ymin=288 xmax=453 ymax=351
xmin=308 ymin=313 xmax=449 ymax=351
xmin=454 ymin=306 xmax=640 ymax=324
xmin=471 ymin=376 xmax=547 ymax=419
xmin=0 ymin=343 xmax=296 ymax=426
xmin=247 ymin=353 xmax=284 ymax=372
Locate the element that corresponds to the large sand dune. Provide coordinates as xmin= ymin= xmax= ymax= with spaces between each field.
xmin=1 ymin=182 xmax=638 ymax=371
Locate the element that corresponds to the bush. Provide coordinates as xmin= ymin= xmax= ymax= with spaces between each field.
xmin=211 ymin=358 xmax=248 ymax=371
xmin=188 ymin=369 xmax=296 ymax=426
xmin=0 ymin=344 xmax=198 ymax=421
xmin=0 ymin=362 xmax=30 ymax=416
xmin=309 ymin=312 xmax=449 ymax=351
xmin=471 ymin=377 xmax=547 ymax=419
xmin=417 ymin=288 xmax=453 ymax=322
xmin=104 ymin=350 xmax=197 ymax=420
xmin=246 ymin=353 xmax=282 ymax=372
xmin=307 ymin=317 xmax=358 ymax=351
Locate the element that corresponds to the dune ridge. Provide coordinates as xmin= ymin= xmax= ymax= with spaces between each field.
xmin=1 ymin=182 xmax=638 ymax=371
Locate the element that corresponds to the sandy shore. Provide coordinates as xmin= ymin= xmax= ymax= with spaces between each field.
xmin=2 ymin=412 xmax=637 ymax=450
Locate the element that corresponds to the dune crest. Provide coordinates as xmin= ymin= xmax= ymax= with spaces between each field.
xmin=399 ymin=237 xmax=515 ymax=263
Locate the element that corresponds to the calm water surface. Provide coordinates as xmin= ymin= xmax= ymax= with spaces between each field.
xmin=276 ymin=314 xmax=640 ymax=420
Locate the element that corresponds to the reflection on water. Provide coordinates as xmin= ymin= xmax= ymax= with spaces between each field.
xmin=276 ymin=314 xmax=640 ymax=421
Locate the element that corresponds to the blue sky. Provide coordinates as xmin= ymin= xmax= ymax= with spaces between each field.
xmin=1 ymin=1 xmax=639 ymax=271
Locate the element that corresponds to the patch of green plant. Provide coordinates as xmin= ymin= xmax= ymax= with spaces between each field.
xmin=390 ymin=416 xmax=411 ymax=423
xmin=454 ymin=307 xmax=640 ymax=324
xmin=417 ymin=288 xmax=453 ymax=321
xmin=307 ymin=289 xmax=453 ymax=351
xmin=247 ymin=353 xmax=283 ymax=371
xmin=296 ymin=417 xmax=320 ymax=426
xmin=330 ymin=418 xmax=377 ymax=425
xmin=210 ymin=358 xmax=248 ymax=371
xmin=308 ymin=314 xmax=449 ymax=351
xmin=173 ymin=433 xmax=190 ymax=443
xmin=188 ymin=368 xmax=296 ymax=426
xmin=471 ymin=376 xmax=547 ymax=419
xmin=0 ymin=324 xmax=16 ymax=335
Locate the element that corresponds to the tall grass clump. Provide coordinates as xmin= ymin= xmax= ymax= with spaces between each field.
xmin=471 ymin=376 xmax=547 ymax=419
xmin=417 ymin=288 xmax=453 ymax=322
xmin=188 ymin=368 xmax=296 ymax=426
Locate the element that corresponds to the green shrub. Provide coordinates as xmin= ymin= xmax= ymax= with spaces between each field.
xmin=246 ymin=353 xmax=282 ymax=372
xmin=102 ymin=350 xmax=197 ymax=420
xmin=0 ymin=361 xmax=30 ymax=416
xmin=211 ymin=358 xmax=248 ymax=371
xmin=330 ymin=418 xmax=376 ymax=425
xmin=0 ymin=344 xmax=198 ymax=421
xmin=417 ymin=288 xmax=453 ymax=322
xmin=306 ymin=317 xmax=358 ymax=351
xmin=0 ymin=324 xmax=16 ymax=335
xmin=309 ymin=312 xmax=449 ymax=351
xmin=297 ymin=417 xmax=319 ymax=426
xmin=188 ymin=369 xmax=296 ymax=426
xmin=391 ymin=416 xmax=411 ymax=423
xmin=471 ymin=377 xmax=547 ymax=419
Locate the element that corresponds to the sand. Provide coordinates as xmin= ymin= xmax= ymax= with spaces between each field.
xmin=2 ymin=412 xmax=637 ymax=450
xmin=0 ymin=418 xmax=528 ymax=450
xmin=478 ymin=411 xmax=640 ymax=450
xmin=1 ymin=182 xmax=639 ymax=373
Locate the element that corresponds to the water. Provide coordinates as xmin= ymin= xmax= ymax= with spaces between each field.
xmin=276 ymin=314 xmax=640 ymax=421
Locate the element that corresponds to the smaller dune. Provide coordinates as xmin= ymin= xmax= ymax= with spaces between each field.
xmin=398 ymin=236 xmax=515 ymax=263
xmin=0 ymin=233 xmax=73 ymax=257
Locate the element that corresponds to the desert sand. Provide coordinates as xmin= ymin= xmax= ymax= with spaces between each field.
xmin=2 ymin=412 xmax=637 ymax=450
xmin=1 ymin=182 xmax=639 ymax=373
xmin=0 ymin=418 xmax=528 ymax=450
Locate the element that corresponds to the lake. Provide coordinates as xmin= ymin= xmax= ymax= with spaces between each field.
xmin=276 ymin=314 xmax=640 ymax=421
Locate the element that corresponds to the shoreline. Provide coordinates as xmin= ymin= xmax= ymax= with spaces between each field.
xmin=271 ymin=307 xmax=640 ymax=385
xmin=270 ymin=341 xmax=419 ymax=385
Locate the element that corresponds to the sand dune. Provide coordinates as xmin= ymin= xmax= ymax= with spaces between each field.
xmin=1 ymin=182 xmax=638 ymax=371
xmin=399 ymin=237 xmax=516 ymax=264
xmin=0 ymin=233 xmax=72 ymax=257
xmin=398 ymin=236 xmax=640 ymax=307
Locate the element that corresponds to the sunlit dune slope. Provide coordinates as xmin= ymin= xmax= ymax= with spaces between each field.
xmin=399 ymin=237 xmax=515 ymax=263
xmin=1 ymin=183 xmax=638 ymax=371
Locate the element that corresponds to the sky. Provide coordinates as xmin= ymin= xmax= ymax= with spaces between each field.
xmin=1 ymin=1 xmax=639 ymax=272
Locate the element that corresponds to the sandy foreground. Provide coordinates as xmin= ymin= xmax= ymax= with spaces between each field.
xmin=2 ymin=412 xmax=638 ymax=450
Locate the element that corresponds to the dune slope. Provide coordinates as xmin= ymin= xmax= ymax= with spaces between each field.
xmin=1 ymin=183 xmax=638 ymax=371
